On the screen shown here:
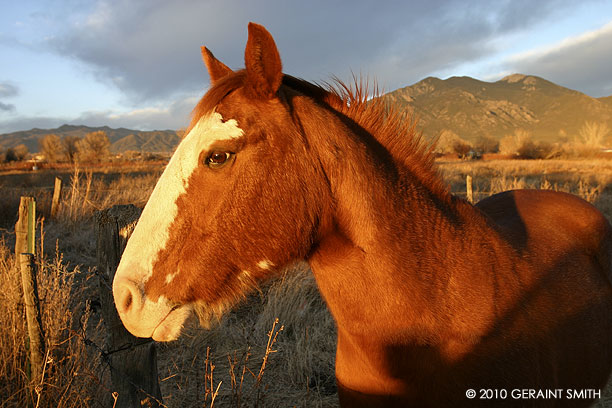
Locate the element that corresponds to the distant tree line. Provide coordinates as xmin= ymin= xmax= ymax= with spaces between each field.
xmin=0 ymin=144 xmax=29 ymax=162
xmin=435 ymin=121 xmax=611 ymax=160
xmin=0 ymin=130 xmax=112 ymax=164
xmin=39 ymin=131 xmax=111 ymax=163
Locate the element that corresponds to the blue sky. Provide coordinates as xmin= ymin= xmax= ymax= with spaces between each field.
xmin=1 ymin=0 xmax=612 ymax=133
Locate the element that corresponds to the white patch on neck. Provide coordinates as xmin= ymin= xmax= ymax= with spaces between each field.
xmin=115 ymin=111 xmax=243 ymax=284
xmin=165 ymin=271 xmax=178 ymax=285
xmin=257 ymin=259 xmax=274 ymax=270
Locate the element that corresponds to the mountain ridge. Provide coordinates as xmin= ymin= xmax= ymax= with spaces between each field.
xmin=1 ymin=74 xmax=611 ymax=153
xmin=383 ymin=74 xmax=612 ymax=143
xmin=0 ymin=125 xmax=180 ymax=154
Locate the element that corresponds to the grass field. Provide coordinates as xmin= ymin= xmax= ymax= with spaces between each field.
xmin=1 ymin=158 xmax=611 ymax=407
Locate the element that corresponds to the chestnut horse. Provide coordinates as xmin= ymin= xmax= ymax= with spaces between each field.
xmin=113 ymin=23 xmax=612 ymax=407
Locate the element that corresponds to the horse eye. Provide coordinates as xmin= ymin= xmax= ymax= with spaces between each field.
xmin=205 ymin=151 xmax=233 ymax=168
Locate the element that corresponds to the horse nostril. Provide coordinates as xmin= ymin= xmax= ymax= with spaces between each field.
xmin=123 ymin=288 xmax=133 ymax=310
xmin=114 ymin=278 xmax=140 ymax=315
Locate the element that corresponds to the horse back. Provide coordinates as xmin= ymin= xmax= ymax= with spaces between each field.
xmin=476 ymin=189 xmax=612 ymax=285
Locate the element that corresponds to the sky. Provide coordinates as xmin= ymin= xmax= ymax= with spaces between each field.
xmin=1 ymin=0 xmax=612 ymax=134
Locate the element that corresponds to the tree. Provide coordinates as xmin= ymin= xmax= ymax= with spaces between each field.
xmin=5 ymin=144 xmax=29 ymax=161
xmin=434 ymin=129 xmax=474 ymax=158
xmin=77 ymin=131 xmax=111 ymax=162
xmin=453 ymin=140 xmax=472 ymax=159
xmin=578 ymin=121 xmax=609 ymax=148
xmin=473 ymin=136 xmax=499 ymax=154
xmin=62 ymin=135 xmax=80 ymax=163
xmin=499 ymin=129 xmax=530 ymax=156
xmin=39 ymin=134 xmax=64 ymax=162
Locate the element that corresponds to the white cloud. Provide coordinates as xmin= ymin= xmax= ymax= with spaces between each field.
xmin=74 ymin=94 xmax=199 ymax=130
xmin=504 ymin=20 xmax=612 ymax=96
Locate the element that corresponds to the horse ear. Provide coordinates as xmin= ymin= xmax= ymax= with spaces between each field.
xmin=201 ymin=47 xmax=233 ymax=83
xmin=244 ymin=22 xmax=282 ymax=99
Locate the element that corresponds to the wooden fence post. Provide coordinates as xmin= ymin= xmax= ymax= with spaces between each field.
xmin=50 ymin=177 xmax=62 ymax=218
xmin=466 ymin=175 xmax=473 ymax=204
xmin=19 ymin=253 xmax=45 ymax=382
xmin=15 ymin=197 xmax=45 ymax=383
xmin=95 ymin=205 xmax=163 ymax=408
xmin=15 ymin=197 xmax=36 ymax=258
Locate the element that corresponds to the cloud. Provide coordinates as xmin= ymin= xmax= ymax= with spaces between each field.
xmin=504 ymin=21 xmax=612 ymax=97
xmin=0 ymin=82 xmax=18 ymax=114
xmin=0 ymin=82 xmax=19 ymax=98
xmin=0 ymin=93 xmax=198 ymax=134
xmin=74 ymin=93 xmax=198 ymax=130
xmin=0 ymin=102 xmax=16 ymax=113
xmin=48 ymin=0 xmax=583 ymax=101
xmin=0 ymin=116 xmax=67 ymax=134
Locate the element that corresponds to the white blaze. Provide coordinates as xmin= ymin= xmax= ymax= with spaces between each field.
xmin=116 ymin=112 xmax=243 ymax=284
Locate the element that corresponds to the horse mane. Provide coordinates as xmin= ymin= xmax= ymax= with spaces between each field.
xmin=190 ymin=70 xmax=449 ymax=199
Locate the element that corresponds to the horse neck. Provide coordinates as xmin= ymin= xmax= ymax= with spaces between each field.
xmin=296 ymin=97 xmax=489 ymax=338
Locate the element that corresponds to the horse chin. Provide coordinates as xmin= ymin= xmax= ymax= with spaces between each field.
xmin=193 ymin=300 xmax=232 ymax=330
xmin=151 ymin=304 xmax=194 ymax=342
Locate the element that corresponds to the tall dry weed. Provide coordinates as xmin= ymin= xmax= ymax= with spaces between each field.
xmin=0 ymin=237 xmax=107 ymax=407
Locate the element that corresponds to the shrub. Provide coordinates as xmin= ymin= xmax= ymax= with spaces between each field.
xmin=62 ymin=136 xmax=80 ymax=163
xmin=39 ymin=134 xmax=64 ymax=163
xmin=578 ymin=121 xmax=609 ymax=148
xmin=473 ymin=136 xmax=499 ymax=154
xmin=5 ymin=144 xmax=29 ymax=162
xmin=435 ymin=129 xmax=472 ymax=158
xmin=499 ymin=130 xmax=530 ymax=156
xmin=76 ymin=131 xmax=110 ymax=163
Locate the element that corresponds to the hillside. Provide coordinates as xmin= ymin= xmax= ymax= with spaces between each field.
xmin=2 ymin=74 xmax=612 ymax=153
xmin=383 ymin=74 xmax=612 ymax=143
xmin=0 ymin=124 xmax=180 ymax=153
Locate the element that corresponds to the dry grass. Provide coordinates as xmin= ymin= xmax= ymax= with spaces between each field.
xmin=0 ymin=236 xmax=108 ymax=407
xmin=438 ymin=158 xmax=612 ymax=220
xmin=157 ymin=263 xmax=337 ymax=408
xmin=1 ymin=159 xmax=612 ymax=407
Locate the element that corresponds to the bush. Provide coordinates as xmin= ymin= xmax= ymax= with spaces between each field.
xmin=76 ymin=131 xmax=110 ymax=163
xmin=5 ymin=144 xmax=29 ymax=162
xmin=453 ymin=140 xmax=472 ymax=159
xmin=517 ymin=140 xmax=560 ymax=160
xmin=39 ymin=134 xmax=64 ymax=163
xmin=578 ymin=121 xmax=609 ymax=148
xmin=473 ymin=136 xmax=499 ymax=154
xmin=499 ymin=130 xmax=530 ymax=156
xmin=62 ymin=136 xmax=80 ymax=163
xmin=435 ymin=129 xmax=473 ymax=158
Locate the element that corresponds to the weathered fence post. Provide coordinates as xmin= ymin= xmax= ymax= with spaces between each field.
xmin=19 ymin=253 xmax=45 ymax=382
xmin=50 ymin=177 xmax=62 ymax=218
xmin=95 ymin=205 xmax=163 ymax=408
xmin=15 ymin=197 xmax=36 ymax=258
xmin=466 ymin=175 xmax=473 ymax=204
xmin=15 ymin=197 xmax=45 ymax=383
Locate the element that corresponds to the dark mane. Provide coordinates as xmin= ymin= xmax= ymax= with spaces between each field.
xmin=190 ymin=70 xmax=449 ymax=198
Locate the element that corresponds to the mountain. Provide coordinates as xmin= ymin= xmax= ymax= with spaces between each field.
xmin=383 ymin=74 xmax=612 ymax=143
xmin=2 ymin=74 xmax=612 ymax=153
xmin=0 ymin=124 xmax=180 ymax=153
xmin=599 ymin=95 xmax=612 ymax=107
